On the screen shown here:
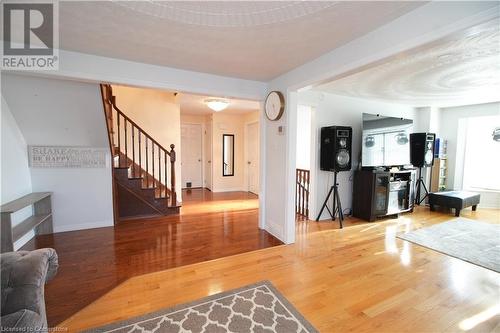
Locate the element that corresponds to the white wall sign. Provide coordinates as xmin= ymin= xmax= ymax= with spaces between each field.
xmin=29 ymin=146 xmax=107 ymax=168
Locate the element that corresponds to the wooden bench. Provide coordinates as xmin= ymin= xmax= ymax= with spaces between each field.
xmin=429 ymin=191 xmax=480 ymax=217
xmin=1 ymin=192 xmax=53 ymax=252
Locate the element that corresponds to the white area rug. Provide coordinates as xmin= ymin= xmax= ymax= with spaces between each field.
xmin=397 ymin=218 xmax=500 ymax=272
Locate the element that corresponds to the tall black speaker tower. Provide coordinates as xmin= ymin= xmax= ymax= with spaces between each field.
xmin=410 ymin=133 xmax=436 ymax=167
xmin=317 ymin=126 xmax=352 ymax=227
xmin=320 ymin=126 xmax=352 ymax=172
xmin=410 ymin=132 xmax=436 ymax=205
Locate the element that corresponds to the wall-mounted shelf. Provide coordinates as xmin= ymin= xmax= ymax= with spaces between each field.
xmin=431 ymin=158 xmax=447 ymax=192
xmin=1 ymin=192 xmax=53 ymax=253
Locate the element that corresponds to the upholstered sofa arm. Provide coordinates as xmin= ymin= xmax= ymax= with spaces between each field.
xmin=1 ymin=309 xmax=43 ymax=330
xmin=45 ymin=249 xmax=59 ymax=282
xmin=1 ymin=248 xmax=58 ymax=328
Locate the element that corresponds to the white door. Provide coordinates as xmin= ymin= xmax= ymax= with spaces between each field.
xmin=181 ymin=123 xmax=203 ymax=188
xmin=204 ymin=122 xmax=212 ymax=190
xmin=247 ymin=122 xmax=259 ymax=194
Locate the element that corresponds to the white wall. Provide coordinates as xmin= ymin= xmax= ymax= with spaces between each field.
xmin=439 ymin=102 xmax=500 ymax=208
xmin=25 ymin=48 xmax=267 ymax=102
xmin=412 ymin=106 xmax=441 ymax=186
xmin=296 ymin=105 xmax=312 ymax=170
xmin=211 ymin=113 xmax=246 ymax=192
xmin=1 ymin=96 xmax=34 ymax=249
xmin=112 ymin=85 xmax=182 ymax=197
xmin=0 ymin=96 xmax=32 ymax=204
xmin=243 ymin=111 xmax=260 ymax=193
xmin=180 ymin=112 xmax=259 ymax=193
xmin=2 ymin=74 xmax=114 ymax=233
xmin=299 ymin=91 xmax=417 ymax=220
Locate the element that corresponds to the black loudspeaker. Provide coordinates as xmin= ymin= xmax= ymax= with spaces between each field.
xmin=320 ymin=126 xmax=352 ymax=172
xmin=410 ymin=133 xmax=436 ymax=167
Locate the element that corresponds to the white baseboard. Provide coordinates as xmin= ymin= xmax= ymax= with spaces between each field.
xmin=54 ymin=220 xmax=114 ymax=233
xmin=211 ymin=187 xmax=247 ymax=193
xmin=265 ymin=219 xmax=284 ymax=242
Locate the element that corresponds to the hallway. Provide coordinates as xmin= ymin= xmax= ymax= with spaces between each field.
xmin=23 ymin=188 xmax=281 ymax=326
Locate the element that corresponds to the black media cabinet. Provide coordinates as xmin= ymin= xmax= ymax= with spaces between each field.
xmin=353 ymin=169 xmax=416 ymax=222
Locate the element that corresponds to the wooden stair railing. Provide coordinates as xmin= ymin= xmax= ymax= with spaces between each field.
xmin=101 ymin=84 xmax=177 ymax=207
xmin=296 ymin=169 xmax=310 ymax=219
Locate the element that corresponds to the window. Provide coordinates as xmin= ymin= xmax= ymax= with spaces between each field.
xmin=462 ymin=115 xmax=500 ymax=192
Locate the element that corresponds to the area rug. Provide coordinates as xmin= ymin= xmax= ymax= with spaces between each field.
xmin=397 ymin=218 xmax=500 ymax=273
xmin=85 ymin=281 xmax=318 ymax=333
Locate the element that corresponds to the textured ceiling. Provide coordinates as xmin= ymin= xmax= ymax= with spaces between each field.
xmin=315 ymin=19 xmax=500 ymax=107
xmin=58 ymin=1 xmax=423 ymax=81
xmin=179 ymin=93 xmax=259 ymax=116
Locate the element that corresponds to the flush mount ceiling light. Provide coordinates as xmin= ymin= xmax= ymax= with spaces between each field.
xmin=205 ymin=99 xmax=229 ymax=112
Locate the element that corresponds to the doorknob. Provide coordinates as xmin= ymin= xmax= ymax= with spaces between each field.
xmin=198 ymin=159 xmax=201 ymax=162
xmin=247 ymin=161 xmax=251 ymax=165
xmin=208 ymin=160 xmax=211 ymax=163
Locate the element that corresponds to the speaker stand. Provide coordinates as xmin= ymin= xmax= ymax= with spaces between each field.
xmin=316 ymin=171 xmax=343 ymax=228
xmin=415 ymin=166 xmax=429 ymax=205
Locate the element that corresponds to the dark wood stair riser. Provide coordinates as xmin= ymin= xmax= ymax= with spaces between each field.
xmin=114 ymin=163 xmax=177 ymax=217
xmin=115 ymin=169 xmax=167 ymax=200
xmin=114 ymin=175 xmax=178 ymax=216
xmin=116 ymin=184 xmax=160 ymax=218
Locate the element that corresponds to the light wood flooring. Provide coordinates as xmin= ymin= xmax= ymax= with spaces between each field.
xmin=22 ymin=189 xmax=282 ymax=326
xmin=57 ymin=205 xmax=500 ymax=332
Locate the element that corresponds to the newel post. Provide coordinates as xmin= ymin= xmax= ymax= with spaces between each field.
xmin=170 ymin=144 xmax=176 ymax=206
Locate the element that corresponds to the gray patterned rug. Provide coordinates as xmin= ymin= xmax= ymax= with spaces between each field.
xmin=85 ymin=281 xmax=318 ymax=333
xmin=397 ymin=218 xmax=500 ymax=272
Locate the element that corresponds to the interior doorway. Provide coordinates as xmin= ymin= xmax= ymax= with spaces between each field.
xmin=204 ymin=121 xmax=212 ymax=190
xmin=181 ymin=123 xmax=203 ymax=188
xmin=295 ymin=105 xmax=314 ymax=221
xmin=246 ymin=121 xmax=260 ymax=194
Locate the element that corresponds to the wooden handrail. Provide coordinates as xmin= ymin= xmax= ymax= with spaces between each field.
xmin=106 ymin=87 xmax=172 ymax=157
xmin=169 ymin=144 xmax=177 ymax=206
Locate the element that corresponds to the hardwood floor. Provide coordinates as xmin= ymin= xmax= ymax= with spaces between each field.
xmin=21 ymin=189 xmax=282 ymax=326
xmin=56 ymin=205 xmax=500 ymax=332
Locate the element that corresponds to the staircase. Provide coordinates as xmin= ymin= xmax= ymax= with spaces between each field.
xmin=100 ymin=84 xmax=180 ymax=218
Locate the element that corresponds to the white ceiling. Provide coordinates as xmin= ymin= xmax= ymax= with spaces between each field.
xmin=315 ymin=19 xmax=500 ymax=107
xmin=58 ymin=1 xmax=423 ymax=81
xmin=179 ymin=93 xmax=259 ymax=116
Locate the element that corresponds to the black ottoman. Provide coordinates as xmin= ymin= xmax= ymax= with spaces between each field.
xmin=429 ymin=191 xmax=480 ymax=217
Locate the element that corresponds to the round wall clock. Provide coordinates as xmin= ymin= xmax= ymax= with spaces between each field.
xmin=265 ymin=91 xmax=285 ymax=121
